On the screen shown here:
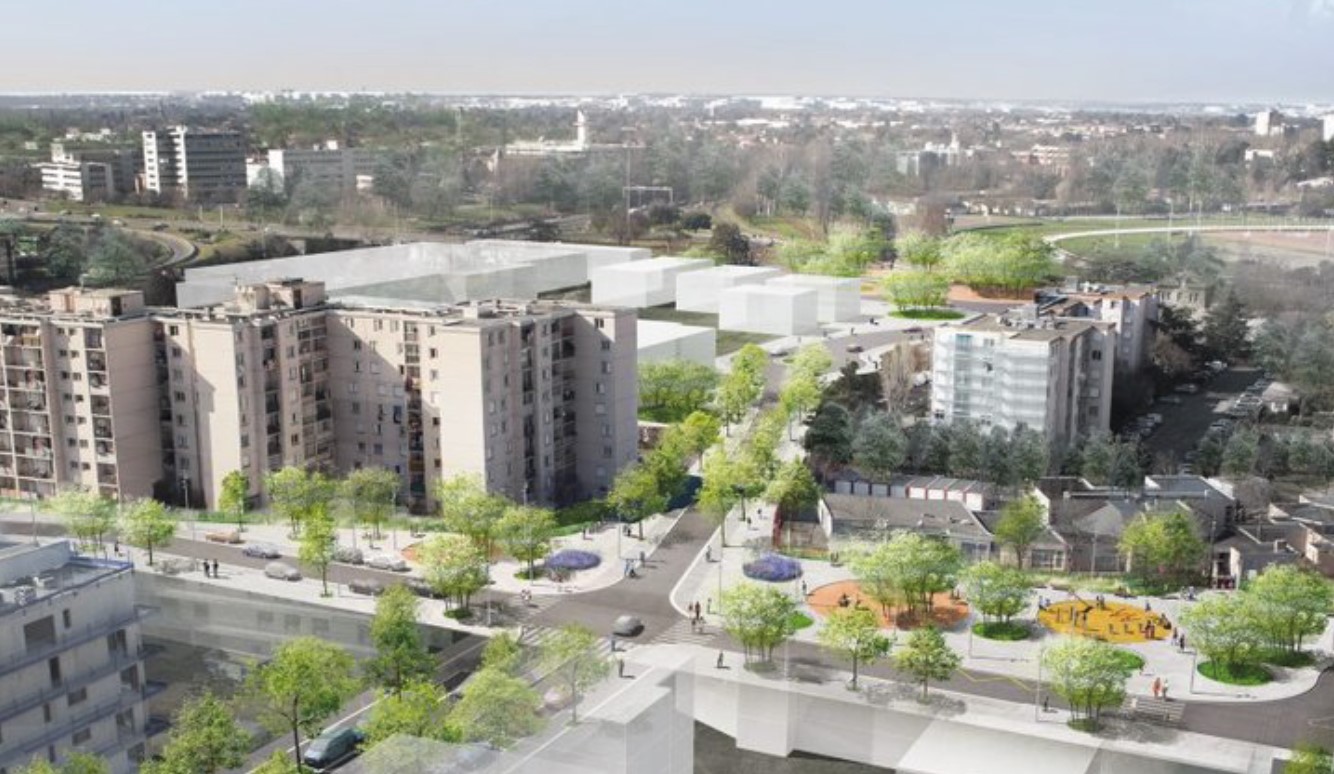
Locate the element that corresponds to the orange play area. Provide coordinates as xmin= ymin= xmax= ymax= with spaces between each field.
xmin=807 ymin=581 xmax=969 ymax=630
xmin=1037 ymin=599 xmax=1171 ymax=644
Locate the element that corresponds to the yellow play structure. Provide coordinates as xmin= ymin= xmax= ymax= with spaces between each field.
xmin=1037 ymin=596 xmax=1172 ymax=644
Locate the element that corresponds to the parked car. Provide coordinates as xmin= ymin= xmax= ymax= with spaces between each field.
xmin=204 ymin=529 xmax=242 ymax=544
xmin=448 ymin=743 xmax=499 ymax=772
xmin=1174 ymin=384 xmax=1199 ymax=394
xmin=406 ymin=579 xmax=443 ymax=599
xmin=348 ymin=578 xmax=384 ymax=596
xmin=542 ymin=686 xmax=574 ymax=713
xmin=845 ymin=343 xmax=864 ymax=353
xmin=242 ymin=542 xmax=281 ymax=559
xmin=303 ymin=726 xmax=365 ymax=771
xmin=264 ymin=562 xmax=301 ymax=581
xmin=365 ymin=553 xmax=409 ymax=572
xmin=612 ymin=614 xmax=644 ymax=637
xmin=1158 ymin=395 xmax=1183 ymax=405
xmin=332 ymin=546 xmax=364 ymax=565
xmin=1146 ymin=413 xmax=1163 ymax=425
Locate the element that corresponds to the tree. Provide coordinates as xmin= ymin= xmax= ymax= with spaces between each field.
xmin=677 ymin=410 xmax=722 ymax=458
xmin=763 ymin=458 xmax=822 ymax=519
xmin=713 ymin=376 xmax=753 ymax=434
xmin=779 ymin=375 xmax=822 ymax=437
xmin=720 ymin=582 xmax=800 ymax=663
xmin=1180 ymin=593 xmax=1265 ymax=676
xmin=1118 ymin=510 xmax=1207 ymax=589
xmin=708 ymin=221 xmax=751 ymax=264
xmin=1221 ymin=430 xmax=1260 ymax=478
xmin=265 ymin=467 xmax=335 ymax=538
xmin=894 ymin=627 xmax=960 ymax=701
xmin=1041 ymin=637 xmax=1135 ymax=730
xmin=1202 ymin=290 xmax=1250 ymax=361
xmin=1247 ymin=565 xmax=1334 ymax=655
xmin=449 ymin=666 xmax=544 ymax=746
xmin=436 ymin=474 xmax=509 ymax=560
xmin=341 ymin=467 xmax=399 ymax=542
xmin=118 ymin=498 xmax=175 ymax=566
xmin=251 ymin=750 xmax=299 ymax=774
xmin=896 ymin=231 xmax=943 ymax=270
xmin=697 ymin=449 xmax=761 ymax=547
xmin=84 ymin=230 xmax=146 ymax=287
xmin=480 ymin=631 xmax=523 ymax=675
xmin=219 ymin=470 xmax=250 ymax=532
xmin=960 ymin=561 xmax=1031 ymax=625
xmin=851 ymin=411 xmax=908 ymax=480
xmin=366 ymin=584 xmax=433 ymax=696
xmin=142 ymin=691 xmax=249 ymax=774
xmin=638 ymin=360 xmax=719 ymax=423
xmin=790 ymin=343 xmax=834 ymax=381
xmin=363 ymin=680 xmax=451 ymax=745
xmin=606 ymin=464 xmax=667 ymax=542
xmin=14 ymin=754 xmax=109 ymax=774
xmin=1010 ymin=427 xmax=1050 ymax=484
xmin=1286 ymin=744 xmax=1334 ymax=774
xmin=818 ymin=606 xmax=893 ymax=689
xmin=804 ymin=402 xmax=855 ymax=470
xmin=882 ymin=270 xmax=950 ymax=312
xmin=417 ymin=534 xmax=488 ymax=611
xmin=992 ymin=495 xmax=1047 ymax=569
xmin=496 ymin=505 xmax=556 ymax=579
xmin=1079 ymin=433 xmax=1142 ymax=490
xmin=850 ymin=532 xmax=963 ymax=620
xmin=298 ymin=509 xmax=337 ymax=596
xmin=46 ymin=488 xmax=116 ymax=553
xmin=539 ymin=624 xmax=609 ymax=724
xmin=248 ymin=637 xmax=358 ymax=773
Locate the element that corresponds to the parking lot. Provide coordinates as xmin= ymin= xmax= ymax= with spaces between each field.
xmin=1139 ymin=366 xmax=1265 ymax=463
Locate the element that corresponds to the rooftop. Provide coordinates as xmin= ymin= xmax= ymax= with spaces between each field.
xmin=948 ymin=313 xmax=1105 ymax=342
xmin=0 ymin=541 xmax=132 ymax=618
xmin=823 ymin=494 xmax=990 ymax=541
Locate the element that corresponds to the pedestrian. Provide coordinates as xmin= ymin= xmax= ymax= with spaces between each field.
xmin=705 ymin=546 xmax=712 ymax=562
xmin=113 ymin=539 xmax=120 ymax=555
xmin=716 ymin=651 xmax=725 ymax=669
xmin=1042 ymin=695 xmax=1049 ymax=713
xmin=800 ymin=580 xmax=808 ymax=597
xmin=689 ymin=617 xmax=697 ymax=633
xmin=1179 ymin=634 xmax=1186 ymax=652
xmin=1161 ymin=681 xmax=1170 ymax=701
xmin=695 ymin=601 xmax=703 ymax=620
xmin=202 ymin=560 xmax=210 ymax=578
xmin=1144 ymin=600 xmax=1152 ymax=612
xmin=639 ymin=550 xmax=646 ymax=566
xmin=1152 ymin=677 xmax=1162 ymax=699
xmin=212 ymin=559 xmax=219 ymax=577
xmin=618 ymin=658 xmax=625 ymax=678
xmin=707 ymin=597 xmax=713 ymax=614
xmin=609 ymin=634 xmax=617 ymax=653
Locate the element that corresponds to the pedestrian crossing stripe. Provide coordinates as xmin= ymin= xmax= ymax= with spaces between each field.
xmin=650 ymin=619 xmax=716 ymax=646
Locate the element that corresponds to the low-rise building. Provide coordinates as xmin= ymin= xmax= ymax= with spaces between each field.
xmin=266 ymin=142 xmax=377 ymax=196
xmin=0 ymin=540 xmax=148 ymax=774
xmin=36 ymin=143 xmax=138 ymax=203
xmin=1157 ymin=279 xmax=1214 ymax=320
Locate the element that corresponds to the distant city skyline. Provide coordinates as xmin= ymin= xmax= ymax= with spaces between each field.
xmin=4 ymin=0 xmax=1334 ymax=103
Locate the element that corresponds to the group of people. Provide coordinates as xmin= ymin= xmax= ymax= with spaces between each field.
xmin=201 ymin=558 xmax=220 ymax=578
xmin=688 ymin=601 xmax=705 ymax=632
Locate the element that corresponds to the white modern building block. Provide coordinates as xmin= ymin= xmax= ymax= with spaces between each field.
xmin=718 ymin=285 xmax=820 ymax=336
xmin=767 ymin=274 xmax=861 ymax=322
xmin=637 ymin=320 xmax=717 ymax=366
xmin=675 ymin=265 xmax=783 ymax=313
xmin=590 ymin=257 xmax=712 ymax=308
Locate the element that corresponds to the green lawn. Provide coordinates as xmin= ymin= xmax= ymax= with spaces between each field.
xmin=1112 ymin=649 xmax=1146 ymax=672
xmin=789 ymin=611 xmax=815 ymax=631
xmin=972 ymin=621 xmax=1030 ymax=641
xmin=1198 ymin=661 xmax=1272 ymax=686
xmin=891 ymin=309 xmax=966 ymax=321
xmin=637 ymin=305 xmax=776 ymax=355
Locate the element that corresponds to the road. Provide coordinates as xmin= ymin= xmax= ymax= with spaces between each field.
xmin=1141 ymin=367 xmax=1261 ymax=462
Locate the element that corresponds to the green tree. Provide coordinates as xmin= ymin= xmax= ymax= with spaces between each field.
xmin=894 ymin=627 xmax=961 ymax=701
xmin=790 ymin=343 xmax=834 ymax=381
xmin=1010 ymin=427 xmax=1050 ymax=484
xmin=1202 ymin=289 xmax=1250 ymax=361
xmin=697 ymin=448 xmax=761 ymax=547
xmin=496 ymin=505 xmax=556 ymax=579
xmin=41 ymin=223 xmax=88 ymax=280
xmin=960 ymin=561 xmax=1031 ymax=625
xmin=708 ymin=221 xmax=751 ymax=264
xmin=677 ymin=410 xmax=722 ymax=458
xmin=1118 ymin=510 xmax=1207 ymax=589
xmin=479 ymin=631 xmax=523 ymax=675
xmin=730 ymin=343 xmax=770 ymax=391
xmin=539 ymin=624 xmax=610 ymax=724
xmin=1285 ymin=744 xmax=1334 ymax=774
xmin=449 ymin=667 xmax=544 ymax=746
xmin=366 ymin=584 xmax=433 ymax=696
xmin=417 ymin=533 xmax=488 ymax=611
xmin=251 ymin=750 xmax=299 ymax=774
xmin=763 ymin=458 xmax=822 ymax=519
xmin=265 ymin=467 xmax=335 ymax=538
xmin=804 ymin=402 xmax=855 ymax=469
xmin=248 ymin=637 xmax=358 ymax=773
xmin=436 ymin=474 xmax=509 ymax=560
xmin=638 ymin=360 xmax=720 ymax=423
xmin=46 ymin=488 xmax=116 ymax=553
xmin=142 ymin=690 xmax=249 ymax=774
xmin=1180 ymin=593 xmax=1266 ymax=676
xmin=713 ymin=376 xmax=752 ymax=435
xmin=219 ymin=470 xmax=250 ymax=532
xmin=779 ymin=375 xmax=822 ymax=437
xmin=1041 ymin=637 xmax=1135 ymax=730
xmin=818 ymin=606 xmax=893 ymax=689
xmin=852 ymin=411 xmax=908 ymax=480
xmin=992 ymin=495 xmax=1047 ymax=569
xmin=882 ymin=270 xmax=950 ymax=312
xmin=84 ymin=230 xmax=146 ymax=287
xmin=607 ymin=463 xmax=668 ymax=542
xmin=896 ymin=231 xmax=943 ymax=270
xmin=297 ymin=509 xmax=337 ymax=596
xmin=14 ymin=753 xmax=110 ymax=774
xmin=850 ymin=532 xmax=963 ymax=620
xmin=340 ymin=466 xmax=399 ymax=542
xmin=1221 ymin=430 xmax=1260 ymax=478
xmin=1246 ymin=565 xmax=1334 ymax=655
xmin=721 ymin=582 xmax=800 ymax=663
xmin=363 ymin=680 xmax=451 ymax=745
xmin=118 ymin=498 xmax=175 ymax=566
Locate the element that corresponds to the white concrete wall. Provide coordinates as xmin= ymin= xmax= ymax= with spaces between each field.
xmin=675 ymin=266 xmax=782 ymax=314
xmin=591 ymin=258 xmax=712 ymax=308
xmin=767 ymin=275 xmax=861 ymax=322
xmin=718 ymin=285 xmax=819 ymax=336
xmin=637 ymin=321 xmax=717 ymax=366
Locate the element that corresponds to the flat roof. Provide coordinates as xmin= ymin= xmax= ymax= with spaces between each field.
xmin=722 ymin=284 xmax=816 ymax=298
xmin=768 ymin=274 xmax=860 ymax=288
xmin=824 ymin=494 xmax=989 ymax=540
xmin=599 ymin=257 xmax=711 ymax=272
xmin=637 ymin=319 xmax=714 ymax=347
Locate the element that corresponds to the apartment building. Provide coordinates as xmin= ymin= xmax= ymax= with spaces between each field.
xmin=36 ymin=143 xmax=138 ymax=203
xmin=930 ymin=312 xmax=1115 ymax=451
xmin=0 ymin=281 xmax=637 ymax=513
xmin=142 ymin=127 xmax=246 ymax=203
xmin=0 ymin=540 xmax=148 ymax=774
xmin=266 ymin=143 xmax=377 ymax=196
xmin=1037 ymin=285 xmax=1158 ymax=374
xmin=0 ymin=288 xmax=161 ymax=502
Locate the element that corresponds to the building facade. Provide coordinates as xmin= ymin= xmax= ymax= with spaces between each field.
xmin=0 ymin=282 xmax=637 ymax=513
xmin=36 ymin=143 xmax=138 ymax=203
xmin=1037 ymin=286 xmax=1159 ymax=374
xmin=0 ymin=540 xmax=147 ymax=774
xmin=142 ymin=127 xmax=246 ymax=203
xmin=266 ymin=144 xmax=377 ymax=196
xmin=930 ymin=313 xmax=1114 ymax=451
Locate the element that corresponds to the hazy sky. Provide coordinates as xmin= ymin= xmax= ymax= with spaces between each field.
xmin=6 ymin=0 xmax=1333 ymax=102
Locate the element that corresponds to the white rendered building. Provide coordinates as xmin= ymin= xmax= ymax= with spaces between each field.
xmin=1324 ymin=115 xmax=1334 ymax=143
xmin=766 ymin=275 xmax=861 ymax=322
xmin=637 ymin=320 xmax=717 ymax=366
xmin=675 ymin=265 xmax=782 ymax=314
xmin=590 ymin=257 xmax=712 ymax=308
xmin=718 ymin=285 xmax=820 ymax=336
xmin=930 ymin=312 xmax=1115 ymax=450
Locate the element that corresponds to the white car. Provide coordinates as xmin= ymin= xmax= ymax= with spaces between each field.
xmin=242 ymin=542 xmax=281 ymax=559
xmin=366 ymin=553 xmax=409 ymax=572
xmin=264 ymin=562 xmax=302 ymax=581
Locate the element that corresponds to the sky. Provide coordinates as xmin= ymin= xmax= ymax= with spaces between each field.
xmin=5 ymin=0 xmax=1334 ymax=103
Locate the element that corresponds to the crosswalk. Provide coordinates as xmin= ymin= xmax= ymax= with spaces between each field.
xmin=507 ymin=593 xmax=561 ymax=623
xmin=650 ymin=618 xmax=717 ymax=647
xmin=519 ymin=624 xmax=636 ymax=659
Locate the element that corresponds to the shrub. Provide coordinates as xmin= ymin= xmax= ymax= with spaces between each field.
xmin=972 ymin=621 xmax=1030 ymax=641
xmin=545 ymin=549 xmax=601 ymax=572
xmin=743 ymin=553 xmax=803 ymax=583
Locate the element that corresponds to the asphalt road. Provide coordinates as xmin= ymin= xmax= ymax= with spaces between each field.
xmin=1141 ymin=367 xmax=1262 ymax=462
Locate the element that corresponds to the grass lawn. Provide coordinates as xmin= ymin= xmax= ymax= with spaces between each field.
xmin=1262 ymin=649 xmax=1316 ymax=668
xmin=637 ymin=305 xmax=776 ymax=355
xmin=444 ymin=607 xmax=474 ymax=621
xmin=1198 ymin=661 xmax=1272 ymax=686
xmin=789 ymin=611 xmax=814 ymax=631
xmin=972 ymin=621 xmax=1030 ymax=641
xmin=890 ymin=308 xmax=966 ymax=321
xmin=1112 ymin=649 xmax=1146 ymax=672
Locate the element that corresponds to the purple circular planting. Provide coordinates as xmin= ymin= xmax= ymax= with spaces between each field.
xmin=743 ymin=553 xmax=803 ymax=582
xmin=545 ymin=549 xmax=601 ymax=572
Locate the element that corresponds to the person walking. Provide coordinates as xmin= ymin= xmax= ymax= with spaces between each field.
xmin=212 ymin=559 xmax=219 ymax=577
xmin=1161 ymin=680 xmax=1170 ymax=701
xmin=716 ymin=651 xmax=725 ymax=669
xmin=1152 ymin=677 xmax=1162 ymax=699
xmin=617 ymin=658 xmax=625 ymax=678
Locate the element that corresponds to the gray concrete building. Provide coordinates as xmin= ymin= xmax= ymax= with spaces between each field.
xmin=142 ymin=127 xmax=246 ymax=203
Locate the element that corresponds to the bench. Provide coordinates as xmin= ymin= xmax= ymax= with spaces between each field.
xmin=1120 ymin=695 xmax=1184 ymax=726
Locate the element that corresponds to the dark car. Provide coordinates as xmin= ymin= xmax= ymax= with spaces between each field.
xmin=348 ymin=578 xmax=384 ymax=596
xmin=406 ymin=579 xmax=443 ymax=599
xmin=612 ymin=614 xmax=644 ymax=637
xmin=303 ymin=726 xmax=364 ymax=771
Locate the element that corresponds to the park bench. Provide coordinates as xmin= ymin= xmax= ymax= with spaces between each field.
xmin=1120 ymin=695 xmax=1184 ymax=726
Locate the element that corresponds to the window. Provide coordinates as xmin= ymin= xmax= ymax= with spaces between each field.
xmin=594 ymin=318 xmax=605 ymax=330
xmin=67 ymin=688 xmax=87 ymax=707
xmin=353 ymin=340 xmax=362 ymax=351
xmin=62 ymin=610 xmax=71 ymax=629
xmin=601 ymin=362 xmax=613 ymax=374
xmin=601 ymin=340 xmax=612 ymax=351
xmin=1091 ymin=349 xmax=1102 ymax=361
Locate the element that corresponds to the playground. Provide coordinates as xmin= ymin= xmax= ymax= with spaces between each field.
xmin=1037 ymin=597 xmax=1172 ymax=644
xmin=807 ymin=581 xmax=970 ymax=630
